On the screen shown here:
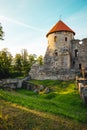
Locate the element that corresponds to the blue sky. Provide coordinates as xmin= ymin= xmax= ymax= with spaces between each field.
xmin=0 ymin=0 xmax=87 ymax=57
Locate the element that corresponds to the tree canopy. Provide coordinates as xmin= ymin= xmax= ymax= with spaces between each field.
xmin=0 ymin=48 xmax=44 ymax=79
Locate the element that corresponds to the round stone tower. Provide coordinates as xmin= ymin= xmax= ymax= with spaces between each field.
xmin=44 ymin=20 xmax=75 ymax=70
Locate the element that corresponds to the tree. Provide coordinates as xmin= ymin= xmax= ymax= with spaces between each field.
xmin=21 ymin=49 xmax=28 ymax=61
xmin=37 ymin=55 xmax=44 ymax=65
xmin=0 ymin=48 xmax=13 ymax=78
xmin=28 ymin=54 xmax=37 ymax=68
xmin=14 ymin=54 xmax=22 ymax=75
xmin=14 ymin=50 xmax=37 ymax=77
xmin=21 ymin=49 xmax=29 ymax=76
xmin=0 ymin=23 xmax=4 ymax=40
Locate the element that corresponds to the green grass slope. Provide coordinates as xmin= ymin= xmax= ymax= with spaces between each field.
xmin=0 ymin=80 xmax=87 ymax=129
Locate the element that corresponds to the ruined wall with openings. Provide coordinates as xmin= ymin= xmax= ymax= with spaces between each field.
xmin=71 ymin=38 xmax=87 ymax=70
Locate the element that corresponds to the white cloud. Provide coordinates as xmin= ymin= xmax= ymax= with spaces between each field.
xmin=0 ymin=15 xmax=45 ymax=32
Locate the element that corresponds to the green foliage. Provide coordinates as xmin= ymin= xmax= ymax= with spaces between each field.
xmin=14 ymin=53 xmax=22 ymax=75
xmin=21 ymin=49 xmax=30 ymax=75
xmin=0 ymin=48 xmax=13 ymax=79
xmin=0 ymin=47 xmax=45 ymax=79
xmin=43 ymin=92 xmax=57 ymax=99
xmin=0 ymin=23 xmax=4 ymax=40
xmin=28 ymin=54 xmax=37 ymax=67
xmin=0 ymin=80 xmax=87 ymax=123
xmin=37 ymin=55 xmax=44 ymax=65
xmin=0 ymin=48 xmax=40 ymax=78
xmin=13 ymin=50 xmax=37 ymax=77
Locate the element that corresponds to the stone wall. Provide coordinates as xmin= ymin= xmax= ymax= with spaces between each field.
xmin=29 ymin=62 xmax=76 ymax=80
xmin=0 ymin=76 xmax=30 ymax=90
xmin=71 ymin=38 xmax=87 ymax=70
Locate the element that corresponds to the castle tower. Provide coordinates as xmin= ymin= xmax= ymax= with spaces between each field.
xmin=29 ymin=20 xmax=87 ymax=80
xmin=29 ymin=20 xmax=77 ymax=80
xmin=44 ymin=20 xmax=75 ymax=70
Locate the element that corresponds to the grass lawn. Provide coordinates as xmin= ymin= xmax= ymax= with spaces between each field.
xmin=0 ymin=80 xmax=87 ymax=129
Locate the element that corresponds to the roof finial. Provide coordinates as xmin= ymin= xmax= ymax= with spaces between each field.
xmin=59 ymin=15 xmax=62 ymax=20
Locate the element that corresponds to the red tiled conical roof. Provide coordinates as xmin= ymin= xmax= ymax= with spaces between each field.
xmin=46 ymin=20 xmax=75 ymax=37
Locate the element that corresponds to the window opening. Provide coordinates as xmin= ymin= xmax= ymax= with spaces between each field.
xmin=75 ymin=49 xmax=78 ymax=57
xmin=65 ymin=37 xmax=67 ymax=41
xmin=73 ymin=60 xmax=75 ymax=67
xmin=54 ymin=50 xmax=58 ymax=56
xmin=55 ymin=52 xmax=58 ymax=56
xmin=79 ymin=64 xmax=82 ymax=70
xmin=54 ymin=36 xmax=57 ymax=42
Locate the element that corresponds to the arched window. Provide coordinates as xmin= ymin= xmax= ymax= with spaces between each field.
xmin=54 ymin=36 xmax=57 ymax=42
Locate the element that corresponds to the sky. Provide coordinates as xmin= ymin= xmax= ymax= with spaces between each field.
xmin=0 ymin=0 xmax=87 ymax=57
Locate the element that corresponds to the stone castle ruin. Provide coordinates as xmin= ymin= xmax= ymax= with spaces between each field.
xmin=29 ymin=20 xmax=87 ymax=80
